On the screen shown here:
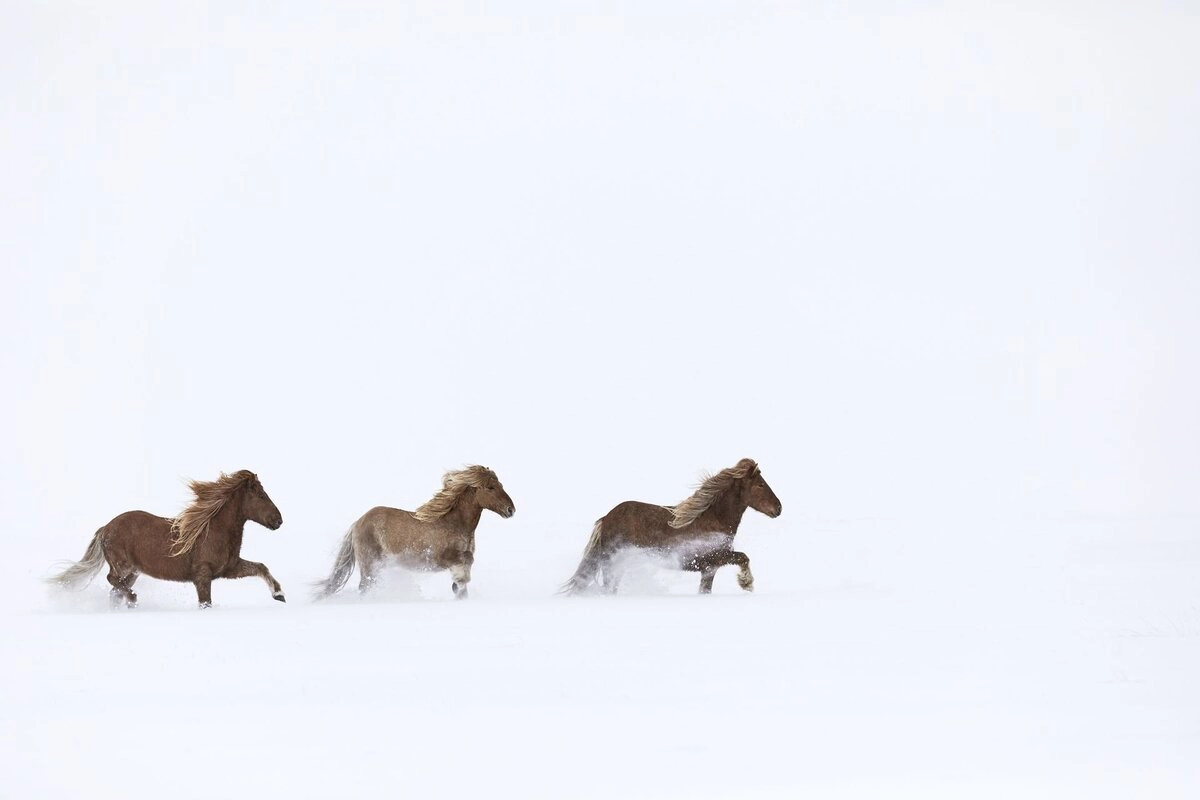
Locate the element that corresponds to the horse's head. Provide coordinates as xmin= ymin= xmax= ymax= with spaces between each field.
xmin=241 ymin=473 xmax=284 ymax=530
xmin=476 ymin=471 xmax=516 ymax=519
xmin=741 ymin=460 xmax=782 ymax=518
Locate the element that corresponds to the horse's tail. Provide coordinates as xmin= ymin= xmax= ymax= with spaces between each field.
xmin=47 ymin=529 xmax=107 ymax=590
xmin=311 ymin=529 xmax=356 ymax=600
xmin=559 ymin=519 xmax=605 ymax=595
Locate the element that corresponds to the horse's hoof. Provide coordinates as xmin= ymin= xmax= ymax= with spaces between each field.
xmin=273 ymin=593 xmax=286 ymax=603
xmin=199 ymin=601 xmax=212 ymax=610
xmin=737 ymin=570 xmax=755 ymax=592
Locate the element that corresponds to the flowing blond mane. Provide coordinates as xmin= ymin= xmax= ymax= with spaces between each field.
xmin=413 ymin=466 xmax=497 ymax=522
xmin=169 ymin=470 xmax=255 ymax=556
xmin=668 ymin=458 xmax=759 ymax=529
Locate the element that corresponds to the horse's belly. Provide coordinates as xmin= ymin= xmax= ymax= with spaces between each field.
xmin=390 ymin=549 xmax=452 ymax=572
xmin=663 ymin=530 xmax=733 ymax=559
xmin=380 ymin=528 xmax=464 ymax=572
xmin=128 ymin=537 xmax=193 ymax=581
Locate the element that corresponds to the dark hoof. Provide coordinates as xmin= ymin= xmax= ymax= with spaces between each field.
xmin=199 ymin=601 xmax=212 ymax=609
xmin=274 ymin=594 xmax=286 ymax=603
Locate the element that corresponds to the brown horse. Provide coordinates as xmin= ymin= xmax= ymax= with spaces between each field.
xmin=313 ymin=465 xmax=514 ymax=600
xmin=48 ymin=470 xmax=285 ymax=609
xmin=560 ymin=458 xmax=781 ymax=595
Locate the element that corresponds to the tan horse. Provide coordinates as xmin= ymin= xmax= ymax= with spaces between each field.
xmin=560 ymin=458 xmax=781 ymax=595
xmin=313 ymin=465 xmax=515 ymax=600
xmin=48 ymin=470 xmax=285 ymax=609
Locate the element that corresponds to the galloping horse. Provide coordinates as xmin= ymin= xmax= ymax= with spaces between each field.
xmin=561 ymin=458 xmax=781 ymax=595
xmin=48 ymin=470 xmax=285 ymax=608
xmin=313 ymin=465 xmax=515 ymax=600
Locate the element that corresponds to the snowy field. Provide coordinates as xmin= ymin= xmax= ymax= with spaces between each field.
xmin=5 ymin=514 xmax=1199 ymax=798
xmin=4 ymin=3 xmax=1199 ymax=798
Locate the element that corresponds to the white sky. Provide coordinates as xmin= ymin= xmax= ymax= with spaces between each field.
xmin=2 ymin=3 xmax=1198 ymax=552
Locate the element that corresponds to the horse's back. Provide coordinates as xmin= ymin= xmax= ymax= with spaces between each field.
xmin=356 ymin=505 xmax=414 ymax=531
xmin=104 ymin=510 xmax=172 ymax=538
xmin=604 ymin=500 xmax=673 ymax=522
xmin=355 ymin=505 xmax=417 ymax=547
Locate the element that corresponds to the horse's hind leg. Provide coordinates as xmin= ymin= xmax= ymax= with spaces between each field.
xmin=600 ymin=557 xmax=622 ymax=595
xmin=123 ymin=572 xmax=140 ymax=603
xmin=103 ymin=547 xmax=139 ymax=608
xmin=357 ymin=538 xmax=383 ymax=594
xmin=358 ymin=554 xmax=380 ymax=593
xmin=106 ymin=568 xmax=138 ymax=608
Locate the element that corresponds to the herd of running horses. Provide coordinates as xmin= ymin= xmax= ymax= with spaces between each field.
xmin=48 ymin=458 xmax=782 ymax=608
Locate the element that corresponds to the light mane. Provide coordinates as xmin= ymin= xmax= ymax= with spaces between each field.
xmin=413 ymin=466 xmax=496 ymax=522
xmin=169 ymin=470 xmax=255 ymax=557
xmin=668 ymin=458 xmax=758 ymax=529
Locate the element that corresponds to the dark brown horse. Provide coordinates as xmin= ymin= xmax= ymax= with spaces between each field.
xmin=560 ymin=458 xmax=781 ymax=595
xmin=313 ymin=465 xmax=514 ymax=600
xmin=48 ymin=470 xmax=285 ymax=609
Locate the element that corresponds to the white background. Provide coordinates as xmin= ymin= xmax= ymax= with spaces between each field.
xmin=2 ymin=3 xmax=1198 ymax=798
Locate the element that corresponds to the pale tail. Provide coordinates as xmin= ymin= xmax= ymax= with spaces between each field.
xmin=559 ymin=520 xmax=605 ymax=595
xmin=48 ymin=529 xmax=106 ymax=589
xmin=312 ymin=530 xmax=356 ymax=600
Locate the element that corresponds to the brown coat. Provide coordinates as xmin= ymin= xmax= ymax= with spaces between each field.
xmin=49 ymin=470 xmax=285 ymax=608
xmin=313 ymin=466 xmax=515 ymax=600
xmin=561 ymin=458 xmax=781 ymax=594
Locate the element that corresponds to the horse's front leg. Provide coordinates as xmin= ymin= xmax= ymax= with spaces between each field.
xmin=684 ymin=553 xmax=719 ymax=594
xmin=193 ymin=564 xmax=214 ymax=608
xmin=728 ymin=550 xmax=754 ymax=592
xmin=450 ymin=551 xmax=474 ymax=600
xmin=226 ymin=558 xmax=286 ymax=602
xmin=695 ymin=550 xmax=754 ymax=593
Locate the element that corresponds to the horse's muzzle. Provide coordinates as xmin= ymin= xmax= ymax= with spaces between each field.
xmin=503 ymin=505 xmax=516 ymax=518
xmin=268 ymin=516 xmax=284 ymax=530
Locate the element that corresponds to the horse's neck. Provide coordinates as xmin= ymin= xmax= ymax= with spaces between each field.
xmin=209 ymin=499 xmax=247 ymax=554
xmin=702 ymin=490 xmax=748 ymax=535
xmin=445 ymin=499 xmax=483 ymax=535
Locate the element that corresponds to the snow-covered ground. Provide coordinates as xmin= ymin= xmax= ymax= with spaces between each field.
xmin=5 ymin=514 xmax=1198 ymax=798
